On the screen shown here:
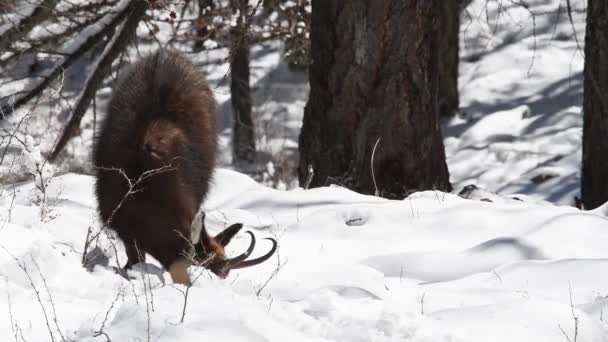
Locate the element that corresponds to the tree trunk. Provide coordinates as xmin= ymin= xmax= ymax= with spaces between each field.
xmin=193 ymin=0 xmax=215 ymax=51
xmin=438 ymin=0 xmax=460 ymax=117
xmin=581 ymin=0 xmax=608 ymax=209
xmin=230 ymin=0 xmax=256 ymax=168
xmin=299 ymin=1 xmax=452 ymax=198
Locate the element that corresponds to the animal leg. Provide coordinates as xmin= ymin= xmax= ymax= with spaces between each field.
xmin=168 ymin=258 xmax=192 ymax=286
xmin=123 ymin=238 xmax=146 ymax=270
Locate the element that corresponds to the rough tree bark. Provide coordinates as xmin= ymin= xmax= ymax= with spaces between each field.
xmin=299 ymin=1 xmax=452 ymax=198
xmin=581 ymin=0 xmax=608 ymax=209
xmin=230 ymin=0 xmax=256 ymax=168
xmin=438 ymin=0 xmax=460 ymax=117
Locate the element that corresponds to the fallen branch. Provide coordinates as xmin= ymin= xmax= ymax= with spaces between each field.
xmin=49 ymin=0 xmax=148 ymax=160
xmin=0 ymin=0 xmax=60 ymax=51
xmin=0 ymin=0 xmax=145 ymax=120
xmin=0 ymin=9 xmax=113 ymax=69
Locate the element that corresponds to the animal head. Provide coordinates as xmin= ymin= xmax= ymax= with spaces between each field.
xmin=191 ymin=211 xmax=278 ymax=278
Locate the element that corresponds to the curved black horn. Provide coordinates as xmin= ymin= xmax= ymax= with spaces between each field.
xmin=224 ymin=231 xmax=256 ymax=266
xmin=229 ymin=237 xmax=278 ymax=269
xmin=215 ymin=223 xmax=244 ymax=246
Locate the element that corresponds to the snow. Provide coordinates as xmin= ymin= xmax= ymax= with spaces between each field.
xmin=60 ymin=0 xmax=132 ymax=55
xmin=1 ymin=0 xmax=604 ymax=340
xmin=0 ymin=1 xmax=40 ymax=37
xmin=2 ymin=169 xmax=608 ymax=342
xmin=451 ymin=0 xmax=586 ymax=204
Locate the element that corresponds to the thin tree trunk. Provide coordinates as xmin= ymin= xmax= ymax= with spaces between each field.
xmin=299 ymin=1 xmax=451 ymax=198
xmin=581 ymin=0 xmax=608 ymax=209
xmin=230 ymin=0 xmax=256 ymax=168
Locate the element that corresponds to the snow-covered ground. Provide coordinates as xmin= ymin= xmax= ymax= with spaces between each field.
xmin=1 ymin=0 xmax=602 ymax=341
xmin=449 ymin=0 xmax=586 ymax=204
xmin=2 ymin=169 xmax=608 ymax=341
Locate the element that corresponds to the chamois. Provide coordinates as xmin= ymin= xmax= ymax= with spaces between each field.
xmin=93 ymin=50 xmax=276 ymax=285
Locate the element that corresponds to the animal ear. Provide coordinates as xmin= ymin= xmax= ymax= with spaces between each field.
xmin=190 ymin=211 xmax=205 ymax=244
xmin=214 ymin=223 xmax=244 ymax=246
xmin=197 ymin=213 xmax=220 ymax=255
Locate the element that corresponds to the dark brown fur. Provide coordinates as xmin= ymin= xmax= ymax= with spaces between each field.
xmin=93 ymin=50 xmax=233 ymax=283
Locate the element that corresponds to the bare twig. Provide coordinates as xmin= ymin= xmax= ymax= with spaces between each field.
xmin=420 ymin=292 xmax=426 ymax=315
xmin=565 ymin=0 xmax=583 ymax=58
xmin=558 ymin=282 xmax=579 ymax=342
xmin=2 ymin=249 xmax=57 ymax=342
xmin=568 ymin=282 xmax=579 ymax=342
xmin=303 ymin=164 xmax=314 ymax=189
xmin=255 ymin=232 xmax=285 ymax=297
xmin=140 ymin=271 xmax=151 ymax=342
xmin=81 ymin=225 xmax=93 ymax=267
xmin=507 ymin=0 xmax=537 ymax=75
xmin=5 ymin=277 xmax=21 ymax=342
xmin=173 ymin=230 xmax=210 ymax=324
xmin=94 ymin=285 xmax=124 ymax=340
xmin=135 ymin=242 xmax=155 ymax=313
xmin=370 ymin=138 xmax=380 ymax=196
xmin=0 ymin=108 xmax=31 ymax=165
xmin=31 ymin=257 xmax=66 ymax=342
xmin=85 ymin=163 xmax=177 ymax=256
